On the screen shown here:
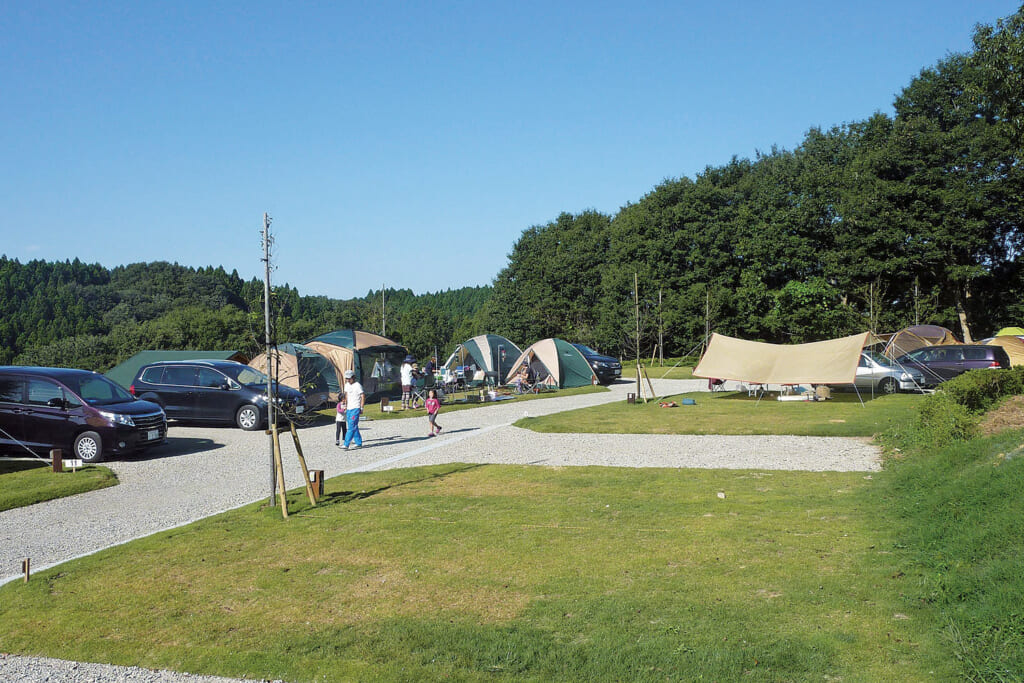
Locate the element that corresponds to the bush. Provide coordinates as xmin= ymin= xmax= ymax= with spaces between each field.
xmin=935 ymin=367 xmax=1024 ymax=414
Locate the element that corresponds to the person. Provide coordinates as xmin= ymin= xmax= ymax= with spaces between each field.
xmin=400 ymin=355 xmax=416 ymax=410
xmin=425 ymin=388 xmax=442 ymax=437
xmin=342 ymin=369 xmax=365 ymax=449
xmin=334 ymin=389 xmax=347 ymax=446
xmin=424 ymin=356 xmax=436 ymax=376
xmin=514 ymin=362 xmax=531 ymax=393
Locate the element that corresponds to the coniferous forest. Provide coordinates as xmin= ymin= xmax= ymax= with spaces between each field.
xmin=3 ymin=8 xmax=1023 ymax=371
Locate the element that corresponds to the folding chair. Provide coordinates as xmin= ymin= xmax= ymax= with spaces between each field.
xmin=410 ymin=376 xmax=427 ymax=408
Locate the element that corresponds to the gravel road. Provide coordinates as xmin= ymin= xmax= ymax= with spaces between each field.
xmin=0 ymin=378 xmax=881 ymax=682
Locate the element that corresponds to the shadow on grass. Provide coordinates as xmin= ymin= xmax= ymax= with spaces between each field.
xmin=316 ymin=463 xmax=486 ymax=507
xmin=0 ymin=458 xmax=49 ymax=475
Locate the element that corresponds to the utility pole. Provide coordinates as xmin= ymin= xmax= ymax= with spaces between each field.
xmin=381 ymin=283 xmax=386 ymax=336
xmin=262 ymin=213 xmax=276 ymax=506
xmin=658 ymin=288 xmax=664 ymax=366
xmin=635 ymin=272 xmax=641 ymax=400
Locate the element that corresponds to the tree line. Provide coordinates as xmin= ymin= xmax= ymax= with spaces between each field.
xmin=3 ymin=8 xmax=1022 ymax=369
xmin=479 ymin=7 xmax=1024 ymax=357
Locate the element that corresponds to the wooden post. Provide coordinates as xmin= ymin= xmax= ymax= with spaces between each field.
xmin=309 ymin=470 xmax=325 ymax=499
xmin=51 ymin=449 xmax=62 ymax=473
xmin=289 ymin=421 xmax=318 ymax=505
xmin=22 ymin=558 xmax=30 ymax=582
xmin=271 ymin=423 xmax=288 ymax=518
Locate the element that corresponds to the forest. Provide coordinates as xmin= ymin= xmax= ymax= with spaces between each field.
xmin=2 ymin=8 xmax=1022 ymax=370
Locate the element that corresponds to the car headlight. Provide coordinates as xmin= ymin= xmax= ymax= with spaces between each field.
xmin=253 ymin=394 xmax=267 ymax=404
xmin=99 ymin=410 xmax=135 ymax=427
xmin=593 ymin=361 xmax=608 ymax=368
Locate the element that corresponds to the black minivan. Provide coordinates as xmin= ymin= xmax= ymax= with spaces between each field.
xmin=0 ymin=366 xmax=167 ymax=463
xmin=571 ymin=343 xmax=623 ymax=385
xmin=130 ymin=360 xmax=306 ymax=430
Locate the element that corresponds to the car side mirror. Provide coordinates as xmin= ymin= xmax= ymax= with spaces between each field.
xmin=46 ymin=397 xmax=66 ymax=409
xmin=220 ymin=382 xmax=231 ymax=390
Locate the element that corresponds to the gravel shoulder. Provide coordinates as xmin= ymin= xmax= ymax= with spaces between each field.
xmin=0 ymin=378 xmax=881 ymax=682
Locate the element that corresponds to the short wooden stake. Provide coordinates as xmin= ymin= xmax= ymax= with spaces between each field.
xmin=22 ymin=558 xmax=30 ymax=582
xmin=51 ymin=449 xmax=62 ymax=473
xmin=289 ymin=421 xmax=317 ymax=506
xmin=309 ymin=470 xmax=325 ymax=499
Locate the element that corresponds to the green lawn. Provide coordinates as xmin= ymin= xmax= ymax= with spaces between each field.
xmin=0 ymin=459 xmax=118 ymax=512
xmin=517 ymin=391 xmax=923 ymax=437
xmin=621 ymin=363 xmax=695 ymax=380
xmin=0 ymin=463 xmax=953 ymax=681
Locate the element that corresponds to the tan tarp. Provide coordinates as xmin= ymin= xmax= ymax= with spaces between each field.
xmin=304 ymin=341 xmax=355 ymax=381
xmin=249 ymin=344 xmax=335 ymax=407
xmin=986 ymin=336 xmax=1024 ymax=367
xmin=693 ymin=332 xmax=870 ymax=385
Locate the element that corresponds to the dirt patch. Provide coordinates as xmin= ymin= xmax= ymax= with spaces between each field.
xmin=978 ymin=395 xmax=1024 ymax=436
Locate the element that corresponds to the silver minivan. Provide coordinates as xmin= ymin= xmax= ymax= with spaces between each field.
xmin=847 ymin=350 xmax=926 ymax=394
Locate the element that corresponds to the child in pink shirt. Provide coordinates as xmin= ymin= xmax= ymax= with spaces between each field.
xmin=425 ymin=389 xmax=442 ymax=436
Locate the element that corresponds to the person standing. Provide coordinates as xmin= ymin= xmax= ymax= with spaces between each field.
xmin=334 ymin=389 xmax=347 ymax=446
xmin=425 ymin=388 xmax=442 ymax=436
xmin=400 ymin=354 xmax=416 ymax=410
xmin=342 ymin=369 xmax=365 ymax=449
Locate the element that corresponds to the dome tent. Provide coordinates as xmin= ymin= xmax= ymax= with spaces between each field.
xmin=503 ymin=338 xmax=597 ymax=388
xmin=305 ymin=330 xmax=408 ymax=401
xmin=883 ymin=324 xmax=959 ymax=359
xmin=444 ymin=334 xmax=522 ymax=382
xmin=995 ymin=326 xmax=1024 ymax=338
xmin=249 ymin=343 xmax=337 ymax=409
xmin=985 ymin=335 xmax=1024 ymax=366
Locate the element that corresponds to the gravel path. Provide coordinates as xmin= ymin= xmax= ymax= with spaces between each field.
xmin=0 ymin=378 xmax=881 ymax=682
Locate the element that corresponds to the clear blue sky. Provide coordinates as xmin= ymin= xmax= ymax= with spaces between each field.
xmin=2 ymin=1 xmax=1020 ymax=299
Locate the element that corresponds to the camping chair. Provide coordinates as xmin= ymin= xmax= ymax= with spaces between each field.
xmin=410 ymin=376 xmax=427 ymax=408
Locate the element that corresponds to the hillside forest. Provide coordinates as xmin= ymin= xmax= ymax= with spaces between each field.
xmin=2 ymin=8 xmax=1023 ymax=372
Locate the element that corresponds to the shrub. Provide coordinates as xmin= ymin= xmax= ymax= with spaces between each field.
xmin=935 ymin=367 xmax=1024 ymax=414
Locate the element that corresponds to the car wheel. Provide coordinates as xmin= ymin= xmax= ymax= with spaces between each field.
xmin=236 ymin=404 xmax=262 ymax=431
xmin=73 ymin=431 xmax=104 ymax=463
xmin=878 ymin=377 xmax=898 ymax=395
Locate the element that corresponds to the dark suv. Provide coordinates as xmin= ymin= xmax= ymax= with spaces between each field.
xmin=130 ymin=360 xmax=306 ymax=430
xmin=571 ymin=343 xmax=623 ymax=385
xmin=895 ymin=344 xmax=1011 ymax=387
xmin=0 ymin=366 xmax=166 ymax=463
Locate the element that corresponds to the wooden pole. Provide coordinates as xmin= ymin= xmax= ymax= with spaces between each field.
xmin=290 ymin=421 xmax=318 ymax=505
xmin=272 ymin=423 xmax=288 ymax=518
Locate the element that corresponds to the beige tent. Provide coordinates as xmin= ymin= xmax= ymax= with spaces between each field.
xmin=883 ymin=325 xmax=959 ymax=359
xmin=249 ymin=343 xmax=337 ymax=409
xmin=503 ymin=338 xmax=597 ymax=388
xmin=986 ymin=336 xmax=1024 ymax=367
xmin=693 ymin=332 xmax=870 ymax=385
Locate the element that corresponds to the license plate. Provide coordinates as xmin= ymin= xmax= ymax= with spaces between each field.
xmin=613 ymin=369 xmax=621 ymax=375
xmin=147 ymin=429 xmax=160 ymax=440
xmin=295 ymin=406 xmax=304 ymax=413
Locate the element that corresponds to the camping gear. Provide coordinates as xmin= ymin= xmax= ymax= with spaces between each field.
xmin=882 ymin=324 xmax=959 ymax=359
xmin=249 ymin=343 xmax=337 ymax=409
xmin=985 ymin=335 xmax=1024 ymax=366
xmin=995 ymin=326 xmax=1024 ymax=338
xmin=305 ymin=330 xmax=409 ymax=401
xmin=503 ymin=338 xmax=598 ymax=388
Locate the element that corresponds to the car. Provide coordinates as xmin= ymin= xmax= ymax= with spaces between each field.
xmin=838 ymin=350 xmax=927 ymax=394
xmin=894 ymin=344 xmax=1010 ymax=387
xmin=571 ymin=343 xmax=623 ymax=385
xmin=129 ymin=359 xmax=306 ymax=430
xmin=0 ymin=366 xmax=166 ymax=463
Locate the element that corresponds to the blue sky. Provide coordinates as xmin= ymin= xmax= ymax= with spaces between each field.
xmin=2 ymin=1 xmax=1020 ymax=299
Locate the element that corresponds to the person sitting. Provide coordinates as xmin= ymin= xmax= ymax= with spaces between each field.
xmin=514 ymin=363 xmax=532 ymax=393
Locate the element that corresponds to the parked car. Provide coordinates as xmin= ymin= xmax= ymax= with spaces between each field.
xmin=833 ymin=350 xmax=927 ymax=394
xmin=0 ymin=366 xmax=166 ymax=463
xmin=571 ymin=344 xmax=623 ymax=385
xmin=895 ymin=344 xmax=1010 ymax=387
xmin=129 ymin=360 xmax=306 ymax=430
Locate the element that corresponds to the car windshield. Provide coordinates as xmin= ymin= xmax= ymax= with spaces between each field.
xmin=62 ymin=374 xmax=135 ymax=406
xmin=573 ymin=344 xmax=599 ymax=355
xmin=863 ymin=350 xmax=895 ymax=367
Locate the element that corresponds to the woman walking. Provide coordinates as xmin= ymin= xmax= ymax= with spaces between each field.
xmin=342 ymin=369 xmax=365 ymax=449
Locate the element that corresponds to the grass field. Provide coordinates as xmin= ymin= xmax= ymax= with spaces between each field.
xmin=0 ymin=459 xmax=117 ymax=512
xmin=517 ymin=391 xmax=923 ymax=437
xmin=0 ymin=463 xmax=953 ymax=681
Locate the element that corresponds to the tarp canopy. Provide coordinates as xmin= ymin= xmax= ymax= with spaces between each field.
xmin=503 ymin=338 xmax=597 ymax=388
xmin=444 ymin=334 xmax=522 ymax=380
xmin=986 ymin=335 xmax=1024 ymax=366
xmin=883 ymin=324 xmax=959 ymax=359
xmin=693 ymin=332 xmax=870 ymax=385
xmin=249 ymin=343 xmax=337 ymax=408
xmin=305 ymin=329 xmax=408 ymax=401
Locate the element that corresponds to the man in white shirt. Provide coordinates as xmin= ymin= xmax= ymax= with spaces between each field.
xmin=400 ymin=355 xmax=416 ymax=410
xmin=342 ymin=369 xmax=365 ymax=449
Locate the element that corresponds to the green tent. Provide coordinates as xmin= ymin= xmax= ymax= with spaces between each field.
xmin=995 ymin=326 xmax=1024 ymax=337
xmin=504 ymin=338 xmax=597 ymax=388
xmin=105 ymin=350 xmax=247 ymax=389
xmin=444 ymin=334 xmax=522 ymax=382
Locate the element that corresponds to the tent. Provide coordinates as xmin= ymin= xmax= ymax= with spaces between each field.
xmin=882 ymin=324 xmax=959 ymax=359
xmin=249 ymin=343 xmax=338 ymax=409
xmin=985 ymin=335 xmax=1024 ymax=366
xmin=305 ymin=330 xmax=409 ymax=401
xmin=693 ymin=332 xmax=869 ymax=386
xmin=105 ymin=349 xmax=248 ymax=390
xmin=503 ymin=338 xmax=597 ymax=388
xmin=444 ymin=334 xmax=522 ymax=382
xmin=995 ymin=326 xmax=1024 ymax=338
